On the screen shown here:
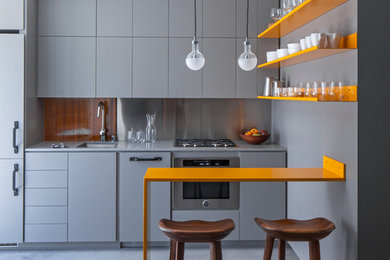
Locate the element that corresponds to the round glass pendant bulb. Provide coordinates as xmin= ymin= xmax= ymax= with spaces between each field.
xmin=186 ymin=40 xmax=205 ymax=71
xmin=238 ymin=41 xmax=257 ymax=71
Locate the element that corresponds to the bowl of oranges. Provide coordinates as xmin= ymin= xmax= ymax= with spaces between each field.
xmin=240 ymin=128 xmax=270 ymax=145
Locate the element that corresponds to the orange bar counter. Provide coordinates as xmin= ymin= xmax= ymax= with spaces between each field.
xmin=143 ymin=156 xmax=345 ymax=259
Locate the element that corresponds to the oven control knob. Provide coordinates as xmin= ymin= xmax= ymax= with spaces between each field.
xmin=202 ymin=200 xmax=210 ymax=208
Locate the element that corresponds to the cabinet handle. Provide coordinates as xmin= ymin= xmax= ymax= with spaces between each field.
xmin=13 ymin=121 xmax=19 ymax=154
xmin=13 ymin=164 xmax=19 ymax=196
xmin=129 ymin=157 xmax=162 ymax=162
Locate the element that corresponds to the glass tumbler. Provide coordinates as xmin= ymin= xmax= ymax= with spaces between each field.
xmin=319 ymin=81 xmax=328 ymax=101
xmin=145 ymin=113 xmax=157 ymax=143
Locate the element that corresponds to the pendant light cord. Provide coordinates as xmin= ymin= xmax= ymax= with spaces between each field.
xmin=194 ymin=0 xmax=197 ymax=40
xmin=246 ymin=0 xmax=249 ymax=40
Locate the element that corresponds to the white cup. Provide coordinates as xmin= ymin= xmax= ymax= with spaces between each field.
xmin=276 ymin=48 xmax=289 ymax=58
xmin=311 ymin=33 xmax=320 ymax=46
xmin=288 ymin=48 xmax=300 ymax=55
xmin=266 ymin=51 xmax=278 ymax=62
xmin=305 ymin=36 xmax=313 ymax=48
xmin=287 ymin=43 xmax=301 ymax=49
xmin=300 ymin=39 xmax=306 ymax=50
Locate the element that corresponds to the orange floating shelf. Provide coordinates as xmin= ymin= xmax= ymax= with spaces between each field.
xmin=258 ymin=0 xmax=349 ymax=38
xmin=257 ymin=86 xmax=357 ymax=102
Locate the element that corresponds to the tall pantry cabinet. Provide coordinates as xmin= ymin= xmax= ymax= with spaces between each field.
xmin=0 ymin=0 xmax=25 ymax=244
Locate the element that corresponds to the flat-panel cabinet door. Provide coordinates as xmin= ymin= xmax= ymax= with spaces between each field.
xmin=239 ymin=152 xmax=286 ymax=240
xmin=68 ymin=153 xmax=116 ymax=242
xmin=38 ymin=0 xmax=96 ymax=36
xmin=97 ymin=0 xmax=132 ymax=37
xmin=133 ymin=0 xmax=168 ymax=37
xmin=119 ymin=152 xmax=171 ymax=242
xmin=169 ymin=38 xmax=202 ymax=98
xmin=97 ymin=38 xmax=132 ymax=97
xmin=0 ymin=0 xmax=24 ymax=30
xmin=0 ymin=159 xmax=23 ymax=243
xmin=203 ymin=38 xmax=236 ymax=98
xmin=38 ymin=37 xmax=96 ymax=98
xmin=169 ymin=0 xmax=202 ymax=37
xmin=236 ymin=38 xmax=258 ymax=98
xmin=203 ymin=0 xmax=236 ymax=37
xmin=0 ymin=34 xmax=24 ymax=159
xmin=133 ymin=38 xmax=168 ymax=98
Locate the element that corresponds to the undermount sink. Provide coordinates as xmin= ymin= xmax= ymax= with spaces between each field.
xmin=77 ymin=141 xmax=118 ymax=149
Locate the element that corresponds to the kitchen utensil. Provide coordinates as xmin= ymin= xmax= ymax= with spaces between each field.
xmin=305 ymin=36 xmax=313 ymax=48
xmin=277 ymin=48 xmax=289 ymax=58
xmin=266 ymin=51 xmax=278 ymax=62
xmin=263 ymin=77 xmax=274 ymax=96
xmin=300 ymin=39 xmax=307 ymax=50
xmin=145 ymin=113 xmax=157 ymax=143
xmin=240 ymin=133 xmax=270 ymax=145
xmin=327 ymin=33 xmax=342 ymax=48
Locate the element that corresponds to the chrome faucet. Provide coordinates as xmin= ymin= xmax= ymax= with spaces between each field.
xmin=97 ymin=101 xmax=106 ymax=141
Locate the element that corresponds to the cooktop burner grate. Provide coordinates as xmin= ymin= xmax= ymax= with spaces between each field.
xmin=174 ymin=139 xmax=236 ymax=148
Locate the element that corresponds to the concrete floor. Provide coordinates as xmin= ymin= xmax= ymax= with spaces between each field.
xmin=0 ymin=245 xmax=300 ymax=260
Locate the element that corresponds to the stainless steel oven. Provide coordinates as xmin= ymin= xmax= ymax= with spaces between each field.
xmin=172 ymin=157 xmax=240 ymax=210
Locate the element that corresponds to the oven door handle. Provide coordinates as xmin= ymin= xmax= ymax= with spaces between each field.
xmin=129 ymin=157 xmax=162 ymax=162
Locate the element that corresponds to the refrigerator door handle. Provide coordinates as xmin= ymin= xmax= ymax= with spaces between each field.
xmin=13 ymin=121 xmax=19 ymax=154
xmin=13 ymin=164 xmax=19 ymax=196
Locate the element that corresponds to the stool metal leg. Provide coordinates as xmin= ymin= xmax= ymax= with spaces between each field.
xmin=263 ymin=235 xmax=275 ymax=260
xmin=176 ymin=242 xmax=185 ymax=260
xmin=170 ymin=240 xmax=177 ymax=260
xmin=278 ymin=240 xmax=286 ymax=260
xmin=210 ymin=241 xmax=222 ymax=260
xmin=309 ymin=240 xmax=321 ymax=260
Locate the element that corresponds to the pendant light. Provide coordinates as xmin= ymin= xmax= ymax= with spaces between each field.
xmin=238 ymin=0 xmax=257 ymax=71
xmin=186 ymin=0 xmax=205 ymax=71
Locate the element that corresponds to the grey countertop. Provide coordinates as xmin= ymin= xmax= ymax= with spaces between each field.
xmin=26 ymin=140 xmax=286 ymax=152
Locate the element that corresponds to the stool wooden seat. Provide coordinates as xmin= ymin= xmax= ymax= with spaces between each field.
xmin=255 ymin=217 xmax=335 ymax=260
xmin=159 ymin=219 xmax=235 ymax=260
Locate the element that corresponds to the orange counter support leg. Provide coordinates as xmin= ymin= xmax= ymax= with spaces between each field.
xmin=143 ymin=179 xmax=148 ymax=260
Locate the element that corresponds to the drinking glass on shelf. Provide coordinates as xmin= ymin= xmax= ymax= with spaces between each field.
xmin=270 ymin=8 xmax=282 ymax=22
xmin=304 ymin=82 xmax=311 ymax=97
xmin=329 ymin=81 xmax=337 ymax=101
xmin=319 ymin=81 xmax=328 ymax=101
xmin=282 ymin=0 xmax=292 ymax=15
xmin=338 ymin=81 xmax=345 ymax=101
xmin=312 ymin=81 xmax=320 ymax=97
xmin=291 ymin=0 xmax=302 ymax=9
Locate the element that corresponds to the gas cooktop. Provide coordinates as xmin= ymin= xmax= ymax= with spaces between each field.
xmin=174 ymin=139 xmax=236 ymax=148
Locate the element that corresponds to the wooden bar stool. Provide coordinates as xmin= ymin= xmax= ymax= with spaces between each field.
xmin=159 ymin=219 xmax=235 ymax=260
xmin=255 ymin=217 xmax=335 ymax=260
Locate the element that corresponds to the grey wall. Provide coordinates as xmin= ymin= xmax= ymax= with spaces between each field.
xmin=272 ymin=0 xmax=358 ymax=259
xmin=358 ymin=0 xmax=390 ymax=258
xmin=117 ymin=98 xmax=271 ymax=140
xmin=25 ymin=0 xmax=44 ymax=147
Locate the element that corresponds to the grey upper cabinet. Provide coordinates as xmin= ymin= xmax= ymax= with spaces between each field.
xmin=133 ymin=0 xmax=168 ymax=37
xmin=236 ymin=0 xmax=258 ymax=38
xmin=236 ymin=38 xmax=258 ymax=98
xmin=38 ymin=37 xmax=96 ymax=98
xmin=0 ymin=34 xmax=24 ymax=159
xmin=97 ymin=38 xmax=132 ymax=98
xmin=203 ymin=38 xmax=236 ymax=98
xmin=97 ymin=0 xmax=132 ymax=37
xmin=38 ymin=0 xmax=96 ymax=36
xmin=68 ymin=153 xmax=116 ymax=242
xmin=0 ymin=0 xmax=24 ymax=30
xmin=239 ymin=152 xmax=286 ymax=241
xmin=169 ymin=38 xmax=202 ymax=98
xmin=203 ymin=0 xmax=236 ymax=37
xmin=133 ymin=38 xmax=169 ymax=98
xmin=119 ymin=152 xmax=171 ymax=242
xmin=169 ymin=0 xmax=202 ymax=37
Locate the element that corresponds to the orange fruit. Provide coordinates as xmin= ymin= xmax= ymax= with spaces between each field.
xmin=250 ymin=128 xmax=259 ymax=134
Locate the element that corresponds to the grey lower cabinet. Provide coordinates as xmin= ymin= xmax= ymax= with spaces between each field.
xmin=37 ymin=37 xmax=96 ymax=98
xmin=132 ymin=38 xmax=169 ymax=98
xmin=68 ymin=153 xmax=117 ymax=242
xmin=0 ymin=159 xmax=23 ymax=243
xmin=239 ymin=152 xmax=286 ymax=240
xmin=203 ymin=38 xmax=236 ymax=98
xmin=119 ymin=152 xmax=171 ymax=242
xmin=25 ymin=152 xmax=68 ymax=243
